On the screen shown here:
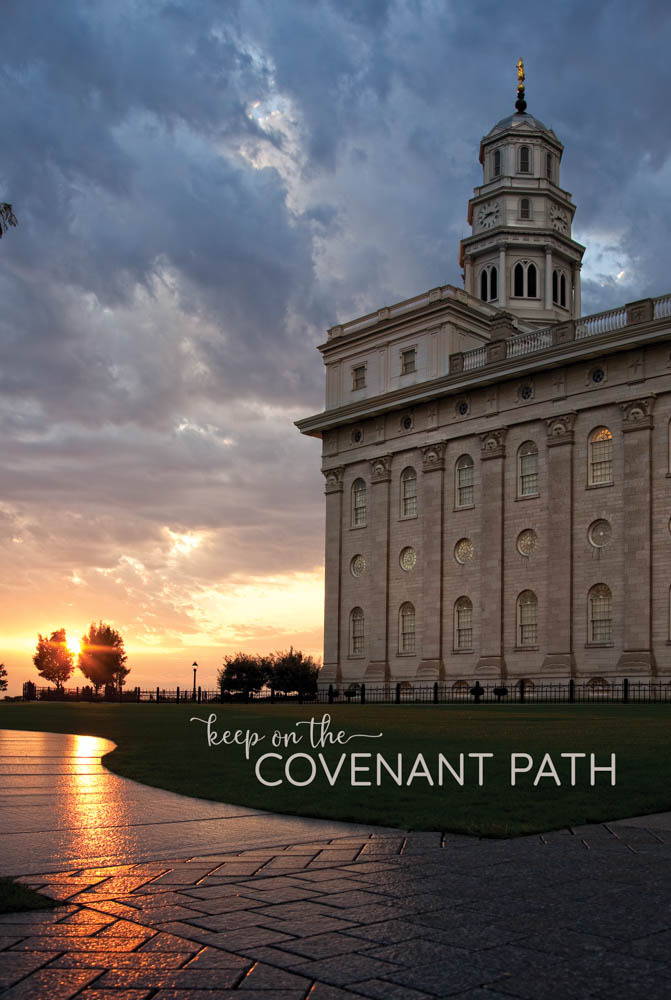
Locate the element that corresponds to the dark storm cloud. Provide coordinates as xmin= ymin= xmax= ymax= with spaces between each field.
xmin=1 ymin=0 xmax=670 ymax=650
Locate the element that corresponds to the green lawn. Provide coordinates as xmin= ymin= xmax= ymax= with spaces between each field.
xmin=0 ymin=877 xmax=59 ymax=915
xmin=1 ymin=702 xmax=670 ymax=836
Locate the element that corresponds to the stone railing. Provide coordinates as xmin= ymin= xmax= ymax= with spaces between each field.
xmin=450 ymin=295 xmax=668 ymax=374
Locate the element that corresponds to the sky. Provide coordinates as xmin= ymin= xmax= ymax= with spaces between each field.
xmin=2 ymin=0 xmax=671 ymax=695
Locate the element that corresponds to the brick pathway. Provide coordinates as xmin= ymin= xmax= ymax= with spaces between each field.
xmin=3 ymin=824 xmax=671 ymax=999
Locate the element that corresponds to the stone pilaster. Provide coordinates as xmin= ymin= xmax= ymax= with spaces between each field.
xmin=418 ymin=442 xmax=447 ymax=681
xmin=542 ymin=414 xmax=577 ymax=676
xmin=544 ymin=246 xmax=553 ymax=310
xmin=322 ymin=467 xmax=344 ymax=684
xmin=367 ymin=455 xmax=392 ymax=680
xmin=617 ymin=397 xmax=656 ymax=675
xmin=476 ymin=428 xmax=508 ymax=678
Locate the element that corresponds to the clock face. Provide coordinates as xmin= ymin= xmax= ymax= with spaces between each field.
xmin=550 ymin=206 xmax=569 ymax=233
xmin=477 ymin=201 xmax=500 ymax=230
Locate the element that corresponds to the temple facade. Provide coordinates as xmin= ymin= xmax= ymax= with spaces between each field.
xmin=296 ymin=71 xmax=671 ymax=688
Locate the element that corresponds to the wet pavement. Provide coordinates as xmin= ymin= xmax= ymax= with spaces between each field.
xmin=0 ymin=730 xmax=385 ymax=876
xmin=3 ymin=729 xmax=671 ymax=998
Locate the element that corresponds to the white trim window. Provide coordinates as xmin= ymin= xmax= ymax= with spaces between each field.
xmin=351 ymin=478 xmax=367 ymax=527
xmin=400 ymin=467 xmax=418 ymax=518
xmin=455 ymin=454 xmax=475 ymax=508
xmin=517 ymin=590 xmax=538 ymax=647
xmin=399 ymin=602 xmax=416 ymax=653
xmin=588 ymin=427 xmax=614 ymax=486
xmin=400 ymin=348 xmax=417 ymax=375
xmin=589 ymin=585 xmax=613 ymax=644
xmin=518 ymin=441 xmax=539 ymax=497
xmin=350 ymin=607 xmax=365 ymax=656
xmin=454 ymin=596 xmax=473 ymax=650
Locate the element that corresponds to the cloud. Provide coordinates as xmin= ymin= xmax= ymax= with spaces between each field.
xmin=1 ymin=0 xmax=670 ymax=689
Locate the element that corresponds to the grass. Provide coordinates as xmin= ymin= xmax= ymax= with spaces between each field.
xmin=0 ymin=877 xmax=59 ymax=915
xmin=1 ymin=701 xmax=670 ymax=836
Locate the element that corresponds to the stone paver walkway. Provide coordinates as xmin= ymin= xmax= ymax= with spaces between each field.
xmin=3 ymin=823 xmax=671 ymax=999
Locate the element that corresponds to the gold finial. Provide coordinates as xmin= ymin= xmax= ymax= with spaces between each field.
xmin=515 ymin=58 xmax=527 ymax=113
xmin=516 ymin=58 xmax=525 ymax=92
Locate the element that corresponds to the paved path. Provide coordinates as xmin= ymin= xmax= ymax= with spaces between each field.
xmin=3 ymin=729 xmax=671 ymax=998
xmin=0 ymin=730 xmax=385 ymax=876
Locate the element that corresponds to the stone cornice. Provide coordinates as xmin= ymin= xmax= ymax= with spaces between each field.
xmin=296 ymin=316 xmax=671 ymax=438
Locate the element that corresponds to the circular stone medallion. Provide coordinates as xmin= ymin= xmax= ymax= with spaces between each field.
xmin=350 ymin=554 xmax=366 ymax=577
xmin=454 ymin=538 xmax=474 ymax=564
xmin=588 ymin=519 xmax=612 ymax=548
xmin=517 ymin=529 xmax=538 ymax=556
xmin=399 ymin=547 xmax=416 ymax=571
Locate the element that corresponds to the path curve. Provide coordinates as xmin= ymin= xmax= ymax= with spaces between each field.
xmin=0 ymin=729 xmax=387 ymax=875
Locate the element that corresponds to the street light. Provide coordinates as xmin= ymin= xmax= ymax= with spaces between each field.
xmin=192 ymin=662 xmax=198 ymax=700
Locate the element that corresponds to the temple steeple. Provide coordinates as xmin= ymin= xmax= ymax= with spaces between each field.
xmin=459 ymin=62 xmax=585 ymax=328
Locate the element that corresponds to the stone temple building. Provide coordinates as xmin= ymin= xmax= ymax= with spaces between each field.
xmin=296 ymin=69 xmax=671 ymax=689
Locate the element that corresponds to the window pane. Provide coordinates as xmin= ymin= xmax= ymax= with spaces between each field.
xmin=527 ymin=263 xmax=537 ymax=297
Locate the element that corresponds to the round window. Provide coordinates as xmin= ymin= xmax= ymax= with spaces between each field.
xmin=457 ymin=399 xmax=469 ymax=416
xmin=401 ymin=415 xmax=413 ymax=431
xmin=591 ymin=368 xmax=605 ymax=384
xmin=352 ymin=429 xmax=363 ymax=444
xmin=517 ymin=529 xmax=538 ymax=556
xmin=588 ymin=519 xmax=612 ymax=548
xmin=454 ymin=538 xmax=474 ymax=564
xmin=350 ymin=554 xmax=366 ymax=577
xmin=399 ymin=547 xmax=416 ymax=571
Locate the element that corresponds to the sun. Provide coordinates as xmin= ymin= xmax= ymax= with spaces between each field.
xmin=66 ymin=636 xmax=81 ymax=658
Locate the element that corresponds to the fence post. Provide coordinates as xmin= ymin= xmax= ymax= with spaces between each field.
xmin=328 ymin=684 xmax=333 ymax=704
xmin=433 ymin=682 xmax=438 ymax=704
xmin=519 ymin=678 xmax=525 ymax=704
xmin=395 ymin=682 xmax=401 ymax=704
xmin=156 ymin=686 xmax=160 ymax=703
xmin=623 ymin=677 xmax=629 ymax=703
xmin=569 ymin=678 xmax=575 ymax=703
xmin=270 ymin=686 xmax=275 ymax=704
xmin=361 ymin=683 xmax=366 ymax=705
xmin=136 ymin=686 xmax=140 ymax=703
xmin=176 ymin=686 xmax=180 ymax=703
xmin=197 ymin=686 xmax=202 ymax=704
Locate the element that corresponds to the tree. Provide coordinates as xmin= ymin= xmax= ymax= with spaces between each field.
xmin=0 ymin=203 xmax=17 ymax=238
xmin=78 ymin=622 xmax=129 ymax=693
xmin=33 ymin=629 xmax=74 ymax=689
xmin=0 ymin=663 xmax=8 ymax=692
xmin=218 ymin=653 xmax=269 ymax=698
xmin=271 ymin=648 xmax=319 ymax=698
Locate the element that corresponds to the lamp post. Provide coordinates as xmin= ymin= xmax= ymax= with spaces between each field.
xmin=192 ymin=662 xmax=198 ymax=700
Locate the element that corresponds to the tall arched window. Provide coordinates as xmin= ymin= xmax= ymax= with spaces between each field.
xmin=527 ymin=262 xmax=537 ymax=297
xmin=399 ymin=602 xmax=416 ymax=653
xmin=589 ymin=585 xmax=612 ymax=644
xmin=350 ymin=607 xmax=364 ymax=655
xmin=480 ymin=269 xmax=488 ymax=301
xmin=518 ymin=441 xmax=539 ymax=497
xmin=546 ymin=152 xmax=553 ymax=180
xmin=493 ymin=149 xmax=501 ymax=177
xmin=588 ymin=428 xmax=614 ymax=486
xmin=560 ymin=273 xmax=566 ymax=307
xmin=520 ymin=197 xmax=531 ymax=220
xmin=489 ymin=265 xmax=498 ymax=300
xmin=517 ymin=591 xmax=538 ymax=647
xmin=513 ymin=260 xmax=538 ymax=298
xmin=479 ymin=265 xmax=498 ymax=302
xmin=552 ymin=269 xmax=558 ymax=303
xmin=454 ymin=597 xmax=473 ymax=650
xmin=519 ymin=145 xmax=531 ymax=173
xmin=400 ymin=467 xmax=417 ymax=518
xmin=455 ymin=455 xmax=475 ymax=508
xmin=351 ymin=478 xmax=367 ymax=527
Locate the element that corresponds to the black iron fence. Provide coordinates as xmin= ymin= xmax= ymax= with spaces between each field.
xmin=21 ymin=679 xmax=671 ymax=705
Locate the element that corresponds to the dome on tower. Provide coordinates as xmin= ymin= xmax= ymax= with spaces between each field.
xmin=485 ymin=112 xmax=557 ymax=140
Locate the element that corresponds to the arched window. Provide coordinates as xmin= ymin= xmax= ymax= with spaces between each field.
xmin=351 ymin=478 xmax=367 ymax=527
xmin=552 ymin=269 xmax=558 ymax=303
xmin=490 ymin=265 xmax=498 ymax=300
xmin=517 ymin=591 xmax=538 ymax=647
xmin=527 ymin=262 xmax=537 ymax=297
xmin=454 ymin=597 xmax=473 ymax=650
xmin=399 ymin=602 xmax=416 ymax=654
xmin=493 ymin=149 xmax=501 ymax=177
xmin=588 ymin=427 xmax=614 ymax=486
xmin=560 ymin=273 xmax=566 ymax=307
xmin=589 ymin=585 xmax=612 ymax=644
xmin=350 ymin=607 xmax=364 ymax=656
xmin=519 ymin=145 xmax=531 ymax=173
xmin=455 ymin=454 xmax=475 ymax=508
xmin=400 ymin=467 xmax=417 ymax=518
xmin=514 ymin=262 xmax=524 ymax=297
xmin=546 ymin=152 xmax=553 ymax=180
xmin=520 ymin=198 xmax=531 ymax=220
xmin=518 ymin=441 xmax=539 ymax=497
xmin=480 ymin=268 xmax=488 ymax=301
xmin=552 ymin=270 xmax=568 ymax=307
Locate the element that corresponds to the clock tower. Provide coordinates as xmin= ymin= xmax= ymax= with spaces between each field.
xmin=459 ymin=61 xmax=585 ymax=328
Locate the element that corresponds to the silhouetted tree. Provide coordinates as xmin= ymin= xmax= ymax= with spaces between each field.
xmin=271 ymin=648 xmax=319 ymax=697
xmin=0 ymin=663 xmax=8 ymax=692
xmin=78 ymin=622 xmax=128 ymax=693
xmin=33 ymin=629 xmax=74 ymax=689
xmin=0 ymin=203 xmax=17 ymax=238
xmin=218 ymin=653 xmax=270 ymax=697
